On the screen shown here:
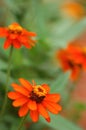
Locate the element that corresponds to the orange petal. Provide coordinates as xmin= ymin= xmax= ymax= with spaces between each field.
xmin=13 ymin=40 xmax=21 ymax=48
xmin=9 ymin=34 xmax=17 ymax=39
xmin=27 ymin=32 xmax=37 ymax=36
xmin=32 ymin=80 xmax=36 ymax=86
xmin=42 ymin=84 xmax=50 ymax=93
xmin=19 ymin=35 xmax=28 ymax=43
xmin=28 ymin=100 xmax=37 ymax=110
xmin=19 ymin=78 xmax=32 ymax=91
xmin=11 ymin=83 xmax=29 ymax=96
xmin=18 ymin=104 xmax=29 ymax=117
xmin=44 ymin=94 xmax=60 ymax=103
xmin=22 ymin=41 xmax=31 ymax=48
xmin=28 ymin=39 xmax=36 ymax=46
xmin=82 ymin=60 xmax=86 ymax=70
xmin=71 ymin=66 xmax=80 ymax=80
xmin=37 ymin=104 xmax=50 ymax=119
xmin=0 ymin=28 xmax=7 ymax=37
xmin=4 ymin=38 xmax=11 ymax=49
xmin=43 ymin=101 xmax=62 ymax=114
xmin=8 ymin=92 xmax=23 ymax=100
xmin=30 ymin=110 xmax=39 ymax=122
xmin=46 ymin=117 xmax=51 ymax=122
xmin=12 ymin=97 xmax=28 ymax=107
xmin=23 ymin=30 xmax=37 ymax=37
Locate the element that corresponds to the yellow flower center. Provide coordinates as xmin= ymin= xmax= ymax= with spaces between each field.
xmin=33 ymin=85 xmax=47 ymax=97
xmin=30 ymin=85 xmax=47 ymax=103
xmin=8 ymin=23 xmax=23 ymax=34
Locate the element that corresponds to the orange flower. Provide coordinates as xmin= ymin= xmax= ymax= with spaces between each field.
xmin=0 ymin=23 xmax=37 ymax=49
xmin=61 ymin=2 xmax=85 ymax=19
xmin=57 ymin=44 xmax=86 ymax=80
xmin=8 ymin=78 xmax=62 ymax=122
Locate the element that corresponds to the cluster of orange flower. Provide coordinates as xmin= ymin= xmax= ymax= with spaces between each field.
xmin=1 ymin=22 xmax=86 ymax=123
xmin=0 ymin=23 xmax=62 ymax=123
xmin=57 ymin=44 xmax=86 ymax=80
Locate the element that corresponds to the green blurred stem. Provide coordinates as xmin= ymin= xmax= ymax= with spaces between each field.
xmin=17 ymin=116 xmax=27 ymax=130
xmin=0 ymin=46 xmax=13 ymax=116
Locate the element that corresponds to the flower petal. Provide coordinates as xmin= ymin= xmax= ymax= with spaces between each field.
xmin=23 ymin=29 xmax=37 ymax=37
xmin=22 ymin=41 xmax=31 ymax=48
xmin=44 ymin=94 xmax=60 ymax=103
xmin=28 ymin=100 xmax=37 ymax=110
xmin=18 ymin=104 xmax=29 ymax=117
xmin=11 ymin=83 xmax=29 ymax=96
xmin=8 ymin=92 xmax=23 ymax=100
xmin=13 ymin=40 xmax=21 ymax=48
xmin=43 ymin=101 xmax=62 ymax=114
xmin=9 ymin=34 xmax=17 ymax=39
xmin=28 ymin=39 xmax=36 ymax=46
xmin=4 ymin=38 xmax=11 ymax=49
xmin=37 ymin=104 xmax=50 ymax=120
xmin=19 ymin=78 xmax=32 ymax=91
xmin=0 ymin=28 xmax=8 ymax=37
xmin=71 ymin=66 xmax=80 ymax=80
xmin=30 ymin=110 xmax=39 ymax=122
xmin=12 ymin=97 xmax=28 ymax=107
xmin=27 ymin=32 xmax=37 ymax=36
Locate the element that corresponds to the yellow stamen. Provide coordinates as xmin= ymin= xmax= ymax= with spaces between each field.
xmin=8 ymin=23 xmax=22 ymax=32
xmin=33 ymin=85 xmax=47 ymax=97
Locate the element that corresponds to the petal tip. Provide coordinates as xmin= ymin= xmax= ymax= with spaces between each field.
xmin=46 ymin=117 xmax=51 ymax=123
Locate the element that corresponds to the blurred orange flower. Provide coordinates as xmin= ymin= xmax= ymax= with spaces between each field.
xmin=8 ymin=78 xmax=62 ymax=122
xmin=61 ymin=2 xmax=85 ymax=19
xmin=56 ymin=44 xmax=86 ymax=80
xmin=0 ymin=23 xmax=37 ymax=49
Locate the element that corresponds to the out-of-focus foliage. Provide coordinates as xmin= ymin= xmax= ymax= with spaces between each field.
xmin=0 ymin=0 xmax=86 ymax=130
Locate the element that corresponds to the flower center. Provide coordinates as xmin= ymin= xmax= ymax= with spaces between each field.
xmin=8 ymin=23 xmax=23 ymax=34
xmin=68 ymin=59 xmax=74 ymax=68
xmin=29 ymin=85 xmax=47 ymax=103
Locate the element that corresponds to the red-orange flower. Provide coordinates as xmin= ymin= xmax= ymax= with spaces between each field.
xmin=56 ymin=44 xmax=86 ymax=80
xmin=61 ymin=2 xmax=85 ymax=19
xmin=8 ymin=78 xmax=62 ymax=122
xmin=0 ymin=23 xmax=37 ymax=49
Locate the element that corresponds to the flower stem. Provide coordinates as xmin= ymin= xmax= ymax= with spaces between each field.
xmin=17 ymin=116 xmax=27 ymax=130
xmin=0 ymin=46 xmax=13 ymax=116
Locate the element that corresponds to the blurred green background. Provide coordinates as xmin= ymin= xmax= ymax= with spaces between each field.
xmin=0 ymin=0 xmax=86 ymax=130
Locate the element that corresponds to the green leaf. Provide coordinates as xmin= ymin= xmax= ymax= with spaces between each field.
xmin=41 ymin=114 xmax=82 ymax=130
xmin=50 ymin=71 xmax=70 ymax=93
xmin=51 ymin=18 xmax=86 ymax=48
xmin=0 ymin=123 xmax=8 ymax=130
xmin=61 ymin=18 xmax=86 ymax=43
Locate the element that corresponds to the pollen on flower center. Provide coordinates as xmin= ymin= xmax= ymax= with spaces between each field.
xmin=8 ymin=23 xmax=23 ymax=34
xmin=29 ymin=85 xmax=47 ymax=103
xmin=33 ymin=85 xmax=47 ymax=97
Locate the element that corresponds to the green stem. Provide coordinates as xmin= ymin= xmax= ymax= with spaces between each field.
xmin=17 ymin=116 xmax=27 ymax=130
xmin=0 ymin=46 xmax=13 ymax=116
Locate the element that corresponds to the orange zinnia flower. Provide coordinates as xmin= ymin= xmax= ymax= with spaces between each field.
xmin=61 ymin=2 xmax=85 ymax=19
xmin=0 ymin=23 xmax=37 ymax=49
xmin=57 ymin=44 xmax=86 ymax=80
xmin=8 ymin=78 xmax=62 ymax=122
